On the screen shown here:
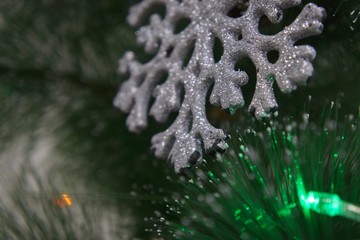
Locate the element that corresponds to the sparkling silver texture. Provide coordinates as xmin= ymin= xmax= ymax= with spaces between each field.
xmin=114 ymin=0 xmax=326 ymax=172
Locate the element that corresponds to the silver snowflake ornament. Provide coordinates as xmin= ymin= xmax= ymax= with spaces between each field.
xmin=114 ymin=0 xmax=326 ymax=172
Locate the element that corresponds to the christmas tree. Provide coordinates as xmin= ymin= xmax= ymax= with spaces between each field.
xmin=0 ymin=0 xmax=360 ymax=239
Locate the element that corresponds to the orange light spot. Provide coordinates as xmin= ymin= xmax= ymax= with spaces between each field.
xmin=55 ymin=193 xmax=72 ymax=208
xmin=62 ymin=194 xmax=72 ymax=206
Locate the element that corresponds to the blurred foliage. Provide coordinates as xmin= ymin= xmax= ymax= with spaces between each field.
xmin=0 ymin=0 xmax=359 ymax=239
xmin=0 ymin=0 xmax=140 ymax=83
xmin=0 ymin=162 xmax=134 ymax=240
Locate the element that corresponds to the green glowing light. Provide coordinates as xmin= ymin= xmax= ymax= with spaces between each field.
xmin=301 ymin=191 xmax=360 ymax=223
xmin=295 ymin=165 xmax=311 ymax=219
xmin=266 ymin=73 xmax=276 ymax=82
xmin=304 ymin=191 xmax=342 ymax=216
xmin=234 ymin=209 xmax=241 ymax=221
xmin=226 ymin=104 xmax=242 ymax=115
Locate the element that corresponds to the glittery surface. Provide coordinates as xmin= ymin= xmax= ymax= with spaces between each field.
xmin=114 ymin=0 xmax=325 ymax=172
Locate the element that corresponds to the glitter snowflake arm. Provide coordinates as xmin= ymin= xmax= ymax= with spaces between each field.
xmin=114 ymin=0 xmax=325 ymax=172
xmin=246 ymin=2 xmax=326 ymax=118
xmin=115 ymin=0 xmax=230 ymax=172
xmin=151 ymin=72 xmax=229 ymax=173
xmin=210 ymin=1 xmax=326 ymax=118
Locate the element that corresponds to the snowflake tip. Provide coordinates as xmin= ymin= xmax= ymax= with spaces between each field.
xmin=169 ymin=135 xmax=203 ymax=173
xmin=208 ymin=139 xmax=228 ymax=154
xmin=225 ymin=104 xmax=243 ymax=116
xmin=117 ymin=51 xmax=134 ymax=74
